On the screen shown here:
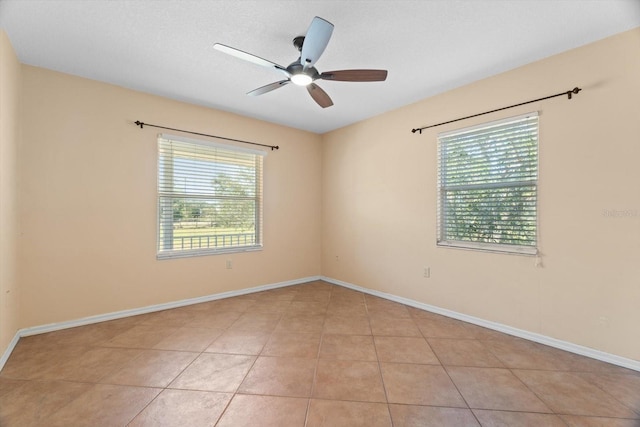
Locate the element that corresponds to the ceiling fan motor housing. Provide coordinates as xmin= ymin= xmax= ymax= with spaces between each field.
xmin=287 ymin=61 xmax=320 ymax=81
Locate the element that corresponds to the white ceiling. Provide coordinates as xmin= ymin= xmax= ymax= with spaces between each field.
xmin=1 ymin=0 xmax=639 ymax=134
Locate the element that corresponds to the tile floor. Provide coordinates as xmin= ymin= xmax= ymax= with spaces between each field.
xmin=1 ymin=280 xmax=639 ymax=426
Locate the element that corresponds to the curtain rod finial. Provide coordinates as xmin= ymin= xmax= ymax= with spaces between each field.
xmin=567 ymin=87 xmax=582 ymax=100
xmin=134 ymin=120 xmax=144 ymax=129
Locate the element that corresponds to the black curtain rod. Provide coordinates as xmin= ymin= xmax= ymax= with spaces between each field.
xmin=411 ymin=87 xmax=582 ymax=134
xmin=133 ymin=120 xmax=279 ymax=150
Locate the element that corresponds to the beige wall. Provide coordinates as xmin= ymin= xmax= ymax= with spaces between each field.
xmin=18 ymin=66 xmax=322 ymax=327
xmin=2 ymin=28 xmax=638 ymax=364
xmin=0 ymin=30 xmax=21 ymax=352
xmin=322 ymin=28 xmax=640 ymax=361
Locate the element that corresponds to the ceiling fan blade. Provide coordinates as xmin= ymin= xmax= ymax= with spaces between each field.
xmin=307 ymin=83 xmax=333 ymax=108
xmin=214 ymin=43 xmax=289 ymax=75
xmin=320 ymin=69 xmax=388 ymax=82
xmin=247 ymin=80 xmax=291 ymax=96
xmin=301 ymin=17 xmax=334 ymax=70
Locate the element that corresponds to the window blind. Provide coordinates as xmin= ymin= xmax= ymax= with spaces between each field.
xmin=437 ymin=113 xmax=538 ymax=254
xmin=157 ymin=134 xmax=265 ymax=259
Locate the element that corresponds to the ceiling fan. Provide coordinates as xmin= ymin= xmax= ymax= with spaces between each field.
xmin=213 ymin=16 xmax=388 ymax=108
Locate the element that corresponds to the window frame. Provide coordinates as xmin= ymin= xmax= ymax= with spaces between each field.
xmin=156 ymin=133 xmax=265 ymax=260
xmin=436 ymin=112 xmax=539 ymax=256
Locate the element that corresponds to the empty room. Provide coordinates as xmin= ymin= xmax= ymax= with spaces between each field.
xmin=1 ymin=0 xmax=639 ymax=425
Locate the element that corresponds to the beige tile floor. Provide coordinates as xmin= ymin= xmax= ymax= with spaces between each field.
xmin=1 ymin=280 xmax=639 ymax=426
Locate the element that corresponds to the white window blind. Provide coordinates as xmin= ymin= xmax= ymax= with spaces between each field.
xmin=157 ymin=134 xmax=265 ymax=259
xmin=437 ymin=113 xmax=538 ymax=255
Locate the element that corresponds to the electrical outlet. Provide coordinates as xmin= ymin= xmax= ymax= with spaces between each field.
xmin=423 ymin=267 xmax=430 ymax=278
xmin=226 ymin=260 xmax=233 ymax=269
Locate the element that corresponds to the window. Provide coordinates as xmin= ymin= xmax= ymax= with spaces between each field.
xmin=437 ymin=113 xmax=538 ymax=255
xmin=157 ymin=134 xmax=265 ymax=259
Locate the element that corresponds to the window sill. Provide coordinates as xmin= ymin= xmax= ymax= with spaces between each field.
xmin=157 ymin=245 xmax=263 ymax=260
xmin=437 ymin=240 xmax=537 ymax=256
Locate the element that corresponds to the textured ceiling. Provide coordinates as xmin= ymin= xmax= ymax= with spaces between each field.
xmin=1 ymin=0 xmax=639 ymax=134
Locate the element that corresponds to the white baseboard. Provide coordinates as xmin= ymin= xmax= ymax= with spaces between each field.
xmin=2 ymin=274 xmax=638 ymax=374
xmin=0 ymin=275 xmax=321 ymax=371
xmin=322 ymin=276 xmax=640 ymax=372
xmin=0 ymin=332 xmax=20 ymax=373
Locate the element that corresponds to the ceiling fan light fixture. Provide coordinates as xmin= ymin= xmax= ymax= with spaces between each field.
xmin=291 ymin=73 xmax=313 ymax=86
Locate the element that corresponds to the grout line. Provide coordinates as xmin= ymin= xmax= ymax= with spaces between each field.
xmin=365 ymin=296 xmax=396 ymax=426
xmin=125 ymin=386 xmax=164 ymax=425
xmin=213 ymin=295 xmax=279 ymax=426
xmin=416 ymin=320 xmax=482 ymax=425
xmin=303 ymin=285 xmax=334 ymax=427
xmin=456 ymin=364 xmax=558 ymax=417
xmin=571 ymin=371 xmax=640 ymax=418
